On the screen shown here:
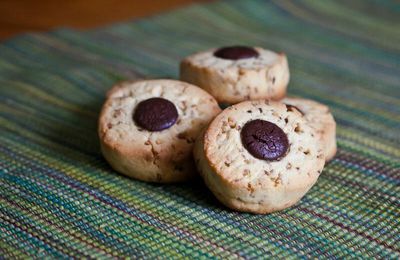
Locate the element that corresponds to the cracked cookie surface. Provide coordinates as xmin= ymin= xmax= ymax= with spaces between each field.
xmin=180 ymin=47 xmax=290 ymax=104
xmin=99 ymin=79 xmax=221 ymax=183
xmin=283 ymin=97 xmax=337 ymax=161
xmin=194 ymin=100 xmax=325 ymax=213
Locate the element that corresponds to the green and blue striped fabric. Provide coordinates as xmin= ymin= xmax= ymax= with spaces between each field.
xmin=1 ymin=0 xmax=399 ymax=258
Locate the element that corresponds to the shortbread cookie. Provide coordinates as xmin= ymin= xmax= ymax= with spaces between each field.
xmin=283 ymin=97 xmax=337 ymax=161
xmin=194 ymin=100 xmax=325 ymax=214
xmin=180 ymin=46 xmax=289 ymax=104
xmin=99 ymin=79 xmax=221 ymax=183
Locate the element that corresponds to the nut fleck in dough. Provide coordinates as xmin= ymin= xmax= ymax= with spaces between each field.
xmin=283 ymin=97 xmax=337 ymax=161
xmin=99 ymin=79 xmax=221 ymax=183
xmin=194 ymin=100 xmax=325 ymax=214
xmin=180 ymin=46 xmax=289 ymax=104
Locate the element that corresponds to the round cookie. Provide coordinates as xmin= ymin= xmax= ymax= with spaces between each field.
xmin=180 ymin=46 xmax=290 ymax=104
xmin=282 ymin=97 xmax=337 ymax=161
xmin=99 ymin=79 xmax=221 ymax=183
xmin=194 ymin=100 xmax=325 ymax=214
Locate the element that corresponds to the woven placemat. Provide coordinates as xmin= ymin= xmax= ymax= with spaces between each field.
xmin=1 ymin=0 xmax=399 ymax=258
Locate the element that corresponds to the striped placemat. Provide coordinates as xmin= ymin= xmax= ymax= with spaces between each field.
xmin=1 ymin=0 xmax=399 ymax=258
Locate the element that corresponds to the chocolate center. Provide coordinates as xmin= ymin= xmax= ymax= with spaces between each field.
xmin=133 ymin=97 xmax=178 ymax=131
xmin=285 ymin=104 xmax=303 ymax=115
xmin=241 ymin=119 xmax=289 ymax=161
xmin=214 ymin=46 xmax=259 ymax=60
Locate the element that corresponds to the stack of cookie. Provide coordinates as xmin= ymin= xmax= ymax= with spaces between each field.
xmin=99 ymin=46 xmax=336 ymax=214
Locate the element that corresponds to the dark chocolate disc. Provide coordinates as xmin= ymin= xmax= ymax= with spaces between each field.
xmin=285 ymin=104 xmax=303 ymax=115
xmin=133 ymin=97 xmax=178 ymax=131
xmin=214 ymin=46 xmax=259 ymax=60
xmin=241 ymin=119 xmax=289 ymax=161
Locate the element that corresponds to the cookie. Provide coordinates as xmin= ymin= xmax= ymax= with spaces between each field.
xmin=193 ymin=100 xmax=325 ymax=214
xmin=99 ymin=79 xmax=221 ymax=183
xmin=180 ymin=46 xmax=289 ymax=104
xmin=282 ymin=97 xmax=337 ymax=161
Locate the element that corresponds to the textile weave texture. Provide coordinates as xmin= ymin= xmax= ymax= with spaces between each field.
xmin=0 ymin=0 xmax=399 ymax=258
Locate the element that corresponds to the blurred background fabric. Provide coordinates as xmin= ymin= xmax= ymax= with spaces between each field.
xmin=0 ymin=0 xmax=399 ymax=258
